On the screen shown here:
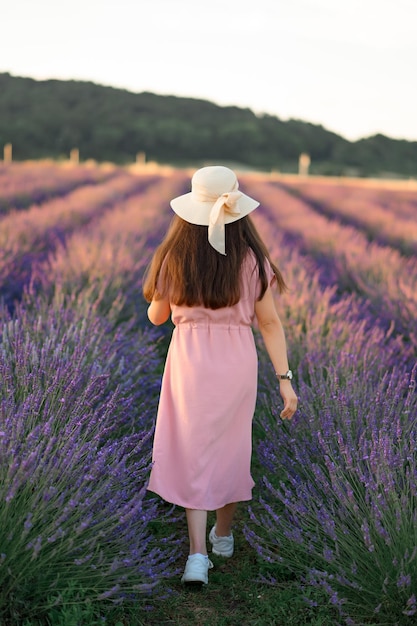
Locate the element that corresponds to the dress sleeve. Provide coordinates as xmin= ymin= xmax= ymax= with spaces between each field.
xmin=265 ymin=258 xmax=277 ymax=288
xmin=255 ymin=257 xmax=276 ymax=300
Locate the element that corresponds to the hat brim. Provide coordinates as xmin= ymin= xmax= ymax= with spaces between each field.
xmin=170 ymin=192 xmax=259 ymax=226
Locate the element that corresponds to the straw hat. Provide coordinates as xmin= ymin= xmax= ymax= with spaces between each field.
xmin=170 ymin=166 xmax=259 ymax=255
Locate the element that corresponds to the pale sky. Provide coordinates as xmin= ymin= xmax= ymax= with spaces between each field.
xmin=1 ymin=0 xmax=417 ymax=142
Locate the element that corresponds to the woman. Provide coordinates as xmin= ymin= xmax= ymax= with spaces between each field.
xmin=143 ymin=165 xmax=297 ymax=585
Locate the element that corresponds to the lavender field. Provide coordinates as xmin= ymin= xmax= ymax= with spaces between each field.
xmin=0 ymin=162 xmax=416 ymax=625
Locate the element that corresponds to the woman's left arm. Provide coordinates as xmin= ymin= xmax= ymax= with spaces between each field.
xmin=147 ymin=296 xmax=171 ymax=326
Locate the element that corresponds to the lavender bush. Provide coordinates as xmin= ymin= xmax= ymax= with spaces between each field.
xmin=249 ymin=337 xmax=417 ymax=625
xmin=0 ymin=169 xmax=189 ymax=622
xmin=0 ymin=301 xmax=178 ymax=622
xmin=241 ymin=173 xmax=417 ymax=623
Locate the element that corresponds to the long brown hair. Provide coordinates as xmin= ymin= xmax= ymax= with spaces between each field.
xmin=143 ymin=215 xmax=287 ymax=309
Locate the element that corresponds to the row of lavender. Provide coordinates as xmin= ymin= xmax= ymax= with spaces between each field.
xmin=0 ymin=168 xmax=163 ymax=309
xmin=280 ymin=177 xmax=417 ymax=256
xmin=0 ymin=166 xmax=188 ymax=622
xmin=243 ymin=175 xmax=417 ymax=625
xmin=0 ymin=161 xmax=117 ymax=212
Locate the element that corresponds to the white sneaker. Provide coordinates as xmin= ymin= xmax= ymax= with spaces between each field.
xmin=181 ymin=553 xmax=213 ymax=585
xmin=209 ymin=526 xmax=234 ymax=557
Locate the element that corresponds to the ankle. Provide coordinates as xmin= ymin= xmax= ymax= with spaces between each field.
xmin=213 ymin=526 xmax=232 ymax=538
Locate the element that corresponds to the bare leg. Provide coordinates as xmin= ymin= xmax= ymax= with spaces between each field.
xmin=185 ymin=509 xmax=208 ymax=555
xmin=215 ymin=502 xmax=238 ymax=536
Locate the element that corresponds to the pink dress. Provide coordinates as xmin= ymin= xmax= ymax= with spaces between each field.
xmin=147 ymin=251 xmax=275 ymax=510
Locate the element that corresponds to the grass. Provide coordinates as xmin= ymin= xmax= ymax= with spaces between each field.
xmin=146 ymin=517 xmax=334 ymax=626
xmin=76 ymin=505 xmax=338 ymax=626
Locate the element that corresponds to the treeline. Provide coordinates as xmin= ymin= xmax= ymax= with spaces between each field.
xmin=1 ymin=72 xmax=416 ymax=177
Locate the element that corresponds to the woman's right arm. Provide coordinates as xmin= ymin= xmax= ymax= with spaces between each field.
xmin=254 ymin=286 xmax=298 ymax=420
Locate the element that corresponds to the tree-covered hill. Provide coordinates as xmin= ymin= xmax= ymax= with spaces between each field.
xmin=1 ymin=72 xmax=416 ymax=176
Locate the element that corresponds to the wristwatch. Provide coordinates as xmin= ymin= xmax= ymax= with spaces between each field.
xmin=276 ymin=370 xmax=293 ymax=380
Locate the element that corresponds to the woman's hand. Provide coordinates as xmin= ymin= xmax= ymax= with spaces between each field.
xmin=279 ymin=381 xmax=298 ymax=420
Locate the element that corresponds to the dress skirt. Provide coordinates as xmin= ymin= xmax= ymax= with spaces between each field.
xmin=147 ymin=322 xmax=258 ymax=510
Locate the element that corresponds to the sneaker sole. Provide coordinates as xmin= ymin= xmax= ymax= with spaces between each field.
xmin=182 ymin=579 xmax=206 ymax=586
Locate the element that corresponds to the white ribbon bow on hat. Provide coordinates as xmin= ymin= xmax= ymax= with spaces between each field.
xmin=208 ymin=190 xmax=242 ymax=255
